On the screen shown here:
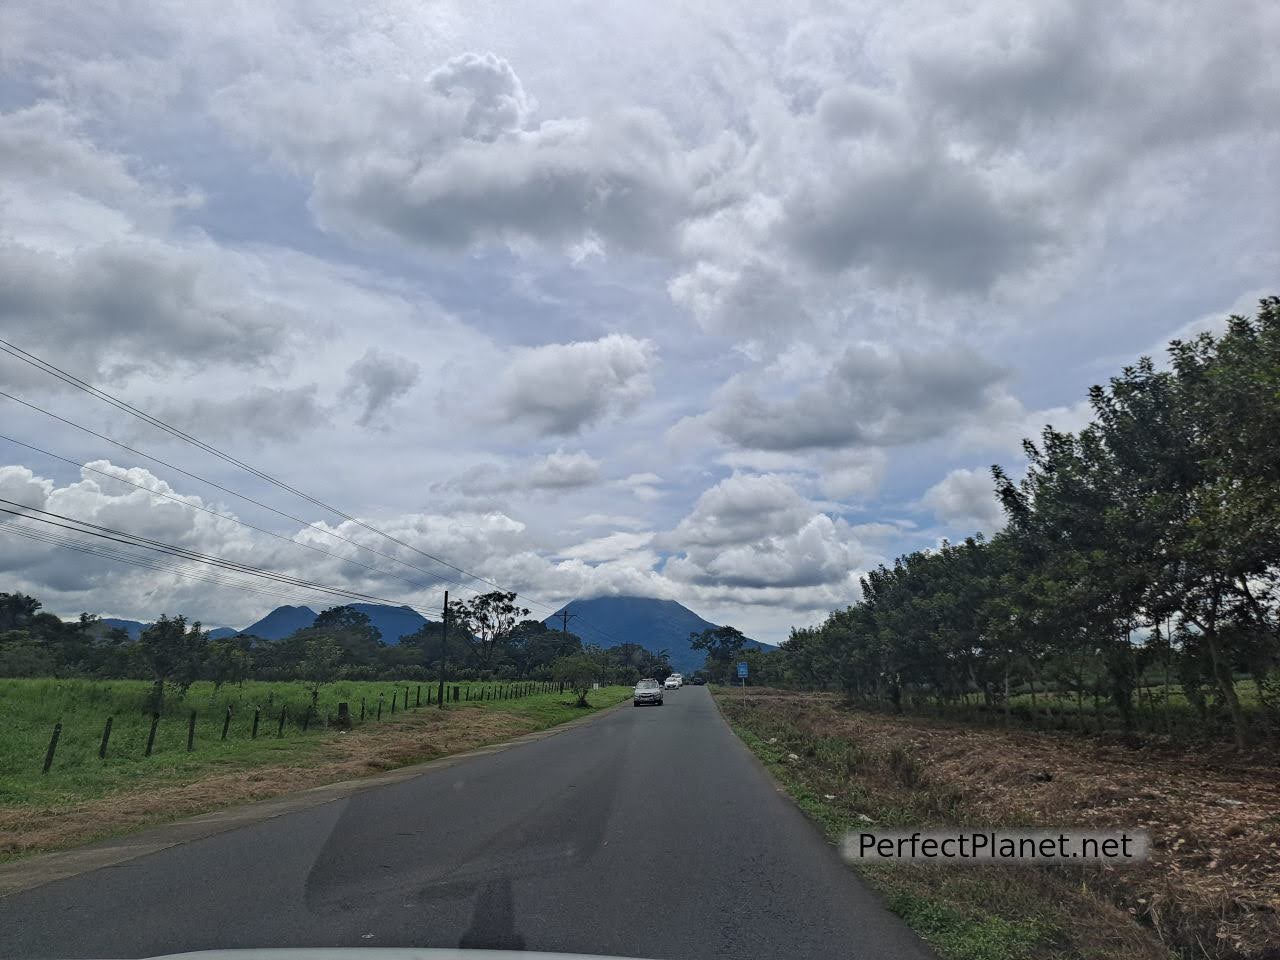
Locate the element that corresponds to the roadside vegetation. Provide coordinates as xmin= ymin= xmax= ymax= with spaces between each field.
xmin=1 ymin=678 xmax=631 ymax=860
xmin=702 ymin=300 xmax=1280 ymax=960
xmin=717 ymin=688 xmax=1278 ymax=960
xmin=731 ymin=299 xmax=1280 ymax=749
xmin=1 ymin=585 xmax=649 ymax=861
xmin=0 ymin=590 xmax=673 ymax=691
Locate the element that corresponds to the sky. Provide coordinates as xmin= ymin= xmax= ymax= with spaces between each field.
xmin=0 ymin=0 xmax=1277 ymax=643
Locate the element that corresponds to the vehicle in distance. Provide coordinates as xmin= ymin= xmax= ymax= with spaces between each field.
xmin=664 ymin=676 xmax=680 ymax=689
xmin=690 ymin=676 xmax=707 ymax=685
xmin=634 ymin=678 xmax=664 ymax=706
xmin=669 ymin=673 xmax=683 ymax=686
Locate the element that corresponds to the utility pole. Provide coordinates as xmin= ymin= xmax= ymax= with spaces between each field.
xmin=436 ymin=590 xmax=448 ymax=709
xmin=556 ymin=607 xmax=576 ymax=637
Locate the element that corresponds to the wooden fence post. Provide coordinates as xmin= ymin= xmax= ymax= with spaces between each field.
xmin=98 ymin=716 xmax=113 ymax=760
xmin=277 ymin=705 xmax=287 ymax=737
xmin=251 ymin=707 xmax=261 ymax=739
xmin=42 ymin=722 xmax=62 ymax=773
xmin=187 ymin=710 xmax=197 ymax=751
xmin=145 ymin=712 xmax=160 ymax=757
xmin=221 ymin=705 xmax=233 ymax=741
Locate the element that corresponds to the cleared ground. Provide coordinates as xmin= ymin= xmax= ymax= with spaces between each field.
xmin=716 ymin=687 xmax=1280 ymax=960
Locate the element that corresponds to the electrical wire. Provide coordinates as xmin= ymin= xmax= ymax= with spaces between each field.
xmin=0 ymin=338 xmax=517 ymax=595
xmin=0 ymin=519 xmax=362 ymax=614
xmin=0 ymin=499 xmax=441 ymax=615
xmin=0 ymin=341 xmax=630 ymax=646
xmin=0 ymin=432 xmax=463 ymax=604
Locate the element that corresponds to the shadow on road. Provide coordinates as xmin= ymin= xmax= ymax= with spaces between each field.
xmin=459 ymin=877 xmax=526 ymax=951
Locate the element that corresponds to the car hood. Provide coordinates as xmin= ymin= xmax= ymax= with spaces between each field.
xmin=145 ymin=951 xmax=651 ymax=960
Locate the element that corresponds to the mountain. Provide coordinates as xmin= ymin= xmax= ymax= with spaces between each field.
xmin=237 ymin=603 xmax=432 ymax=644
xmin=96 ymin=618 xmax=239 ymax=640
xmin=98 ymin=617 xmax=147 ymax=639
xmin=238 ymin=605 xmax=318 ymax=640
xmin=544 ymin=596 xmax=773 ymax=674
xmin=345 ymin=603 xmax=433 ymax=644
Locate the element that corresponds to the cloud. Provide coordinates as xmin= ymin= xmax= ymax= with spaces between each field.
xmin=489 ymin=334 xmax=656 ymax=436
xmin=575 ymin=513 xmax=649 ymax=531
xmin=442 ymin=450 xmax=603 ymax=496
xmin=155 ymin=386 xmax=328 ymax=441
xmin=817 ymin=449 xmax=888 ymax=501
xmin=781 ymin=150 xmax=1052 ymax=293
xmin=425 ymin=51 xmax=533 ymax=142
xmin=920 ymin=467 xmax=1006 ymax=532
xmin=555 ymin=531 xmax=655 ymax=564
xmin=341 ymin=349 xmax=421 ymax=426
xmin=659 ymin=473 xmax=812 ymax=550
xmin=612 ymin=472 xmax=662 ymax=502
xmin=707 ymin=341 xmax=1010 ymax=452
xmin=216 ymin=52 xmax=702 ymax=258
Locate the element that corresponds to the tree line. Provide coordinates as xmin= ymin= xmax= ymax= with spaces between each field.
xmin=0 ymin=589 xmax=674 ymax=708
xmin=779 ymin=297 xmax=1280 ymax=748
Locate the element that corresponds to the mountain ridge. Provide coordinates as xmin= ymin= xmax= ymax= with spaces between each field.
xmin=545 ymin=595 xmax=772 ymax=673
xmin=85 ymin=597 xmax=769 ymax=668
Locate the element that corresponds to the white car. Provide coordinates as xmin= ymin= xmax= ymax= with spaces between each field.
xmin=664 ymin=676 xmax=680 ymax=689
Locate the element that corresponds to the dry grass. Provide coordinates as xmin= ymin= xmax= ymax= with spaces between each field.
xmin=0 ymin=707 xmax=535 ymax=860
xmin=718 ymin=689 xmax=1280 ymax=960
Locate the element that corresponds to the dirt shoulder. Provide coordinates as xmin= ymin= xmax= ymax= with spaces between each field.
xmin=2 ymin=696 xmax=622 ymax=865
xmin=715 ymin=688 xmax=1280 ymax=960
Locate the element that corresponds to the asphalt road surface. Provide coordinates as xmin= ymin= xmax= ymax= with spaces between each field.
xmin=0 ymin=686 xmax=933 ymax=960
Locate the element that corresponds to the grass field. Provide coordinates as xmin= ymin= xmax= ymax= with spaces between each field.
xmin=1 ymin=678 xmax=630 ymax=811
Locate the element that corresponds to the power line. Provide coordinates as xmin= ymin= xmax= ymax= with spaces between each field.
xmin=0 ymin=499 xmax=442 ymax=616
xmin=0 ymin=342 xmax=632 ymax=647
xmin=0 ymin=432 xmax=464 ymax=604
xmin=0 ymin=519 xmax=361 ymax=614
xmin=0 ymin=391 xmax=487 ymax=601
xmin=0 ymin=390 xmax=629 ymax=644
xmin=0 ymin=339 xmax=518 ymax=597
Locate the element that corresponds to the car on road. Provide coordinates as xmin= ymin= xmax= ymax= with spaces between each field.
xmin=690 ymin=676 xmax=707 ymax=685
xmin=634 ymin=678 xmax=664 ymax=706
xmin=664 ymin=676 xmax=680 ymax=689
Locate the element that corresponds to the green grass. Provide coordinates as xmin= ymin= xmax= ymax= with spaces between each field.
xmin=1 ymin=678 xmax=630 ymax=809
xmin=884 ymin=889 xmax=1048 ymax=960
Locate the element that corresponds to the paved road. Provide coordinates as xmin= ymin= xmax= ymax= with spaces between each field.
xmin=0 ymin=687 xmax=933 ymax=960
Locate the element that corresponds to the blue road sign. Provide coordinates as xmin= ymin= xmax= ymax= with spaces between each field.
xmin=737 ymin=661 xmax=749 ymax=679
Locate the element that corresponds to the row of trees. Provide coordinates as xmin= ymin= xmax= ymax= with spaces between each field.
xmin=0 ymin=589 xmax=674 ymax=707
xmin=781 ymin=298 xmax=1280 ymax=748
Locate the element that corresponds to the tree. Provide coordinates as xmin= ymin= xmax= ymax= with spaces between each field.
xmin=690 ymin=625 xmax=746 ymax=682
xmin=505 ymin=619 xmax=582 ymax=677
xmin=135 ymin=615 xmax=207 ymax=711
xmin=205 ymin=636 xmax=254 ymax=690
xmin=299 ymin=636 xmax=344 ymax=703
xmin=454 ymin=591 xmax=531 ymax=673
xmin=304 ymin=606 xmax=384 ymax=666
xmin=553 ymin=653 xmax=599 ymax=707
